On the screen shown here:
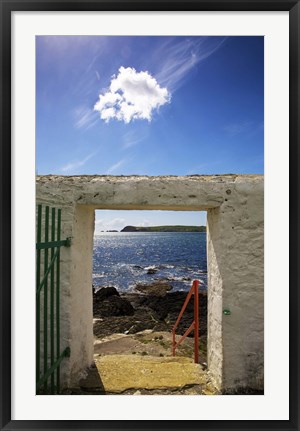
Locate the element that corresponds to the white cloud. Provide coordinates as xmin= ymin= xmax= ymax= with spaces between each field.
xmin=94 ymin=217 xmax=151 ymax=233
xmin=94 ymin=66 xmax=170 ymax=123
xmin=137 ymin=219 xmax=151 ymax=227
xmin=95 ymin=217 xmax=126 ymax=233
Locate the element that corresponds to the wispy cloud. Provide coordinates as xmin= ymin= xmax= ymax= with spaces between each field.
xmin=94 ymin=217 xmax=126 ymax=233
xmin=186 ymin=159 xmax=226 ymax=175
xmin=122 ymin=130 xmax=147 ymax=149
xmin=154 ymin=37 xmax=226 ymax=92
xmin=223 ymin=120 xmax=264 ymax=138
xmin=223 ymin=121 xmax=253 ymax=137
xmin=94 ymin=66 xmax=170 ymax=124
xmin=105 ymin=158 xmax=127 ymax=174
xmin=137 ymin=219 xmax=151 ymax=227
xmin=61 ymin=151 xmax=97 ymax=173
xmin=73 ymin=106 xmax=99 ymax=130
xmin=86 ymin=53 xmax=101 ymax=75
xmin=94 ymin=217 xmax=151 ymax=233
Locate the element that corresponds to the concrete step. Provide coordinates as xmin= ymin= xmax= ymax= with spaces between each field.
xmin=93 ymin=354 xmax=207 ymax=393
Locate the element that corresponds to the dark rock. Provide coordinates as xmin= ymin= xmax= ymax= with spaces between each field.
xmin=94 ymin=316 xmax=154 ymax=338
xmin=94 ymin=295 xmax=134 ymax=317
xmin=135 ymin=282 xmax=173 ymax=296
xmin=222 ymin=387 xmax=264 ymax=395
xmin=146 ymin=268 xmax=158 ymax=275
xmin=94 ymin=286 xmax=120 ymax=301
xmin=93 ymin=291 xmax=207 ymax=341
xmin=138 ymin=291 xmax=207 ymax=337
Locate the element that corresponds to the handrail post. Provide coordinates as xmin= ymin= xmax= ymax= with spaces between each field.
xmin=172 ymin=330 xmax=175 ymax=356
xmin=194 ymin=280 xmax=199 ymax=364
xmin=172 ymin=279 xmax=200 ymax=363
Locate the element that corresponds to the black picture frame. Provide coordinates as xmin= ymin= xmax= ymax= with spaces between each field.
xmin=1 ymin=1 xmax=299 ymax=430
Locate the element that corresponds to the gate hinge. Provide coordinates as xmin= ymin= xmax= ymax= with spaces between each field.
xmin=65 ymin=237 xmax=72 ymax=247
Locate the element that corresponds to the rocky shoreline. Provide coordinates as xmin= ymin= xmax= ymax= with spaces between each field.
xmin=63 ymin=283 xmax=213 ymax=395
xmin=67 ymin=283 xmax=210 ymax=396
xmin=93 ymin=281 xmax=207 ymax=358
xmin=64 ymin=283 xmax=262 ymax=396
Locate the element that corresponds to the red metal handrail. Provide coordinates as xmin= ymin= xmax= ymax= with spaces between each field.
xmin=172 ymin=279 xmax=200 ymax=363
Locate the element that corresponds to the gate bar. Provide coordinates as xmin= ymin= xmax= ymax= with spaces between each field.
xmin=50 ymin=208 xmax=55 ymax=392
xmin=36 ymin=205 xmax=42 ymax=385
xmin=36 ymin=347 xmax=70 ymax=392
xmin=36 ymin=249 xmax=59 ymax=296
xmin=43 ymin=206 xmax=49 ymax=392
xmin=36 ymin=239 xmax=71 ymax=250
xmin=56 ymin=209 xmax=61 ymax=393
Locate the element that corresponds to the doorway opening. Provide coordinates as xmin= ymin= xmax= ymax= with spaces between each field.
xmin=91 ymin=210 xmax=209 ymax=393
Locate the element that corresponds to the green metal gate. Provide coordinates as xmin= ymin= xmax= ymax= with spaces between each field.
xmin=36 ymin=204 xmax=71 ymax=394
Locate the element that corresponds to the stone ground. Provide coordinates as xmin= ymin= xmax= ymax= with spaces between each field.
xmin=64 ymin=330 xmax=218 ymax=395
xmin=63 ymin=285 xmax=219 ymax=395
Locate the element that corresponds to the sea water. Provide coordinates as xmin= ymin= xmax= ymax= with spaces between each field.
xmin=93 ymin=232 xmax=207 ymax=292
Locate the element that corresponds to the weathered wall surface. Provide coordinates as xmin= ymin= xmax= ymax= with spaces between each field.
xmin=36 ymin=174 xmax=264 ymax=392
xmin=207 ymin=178 xmax=264 ymax=391
xmin=68 ymin=205 xmax=95 ymax=385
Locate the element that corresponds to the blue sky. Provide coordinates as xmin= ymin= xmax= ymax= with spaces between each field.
xmin=36 ymin=36 xmax=264 ymax=231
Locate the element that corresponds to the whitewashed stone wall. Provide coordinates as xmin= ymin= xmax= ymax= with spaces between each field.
xmin=36 ymin=174 xmax=264 ymax=392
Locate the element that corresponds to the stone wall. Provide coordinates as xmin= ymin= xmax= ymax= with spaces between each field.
xmin=207 ymin=178 xmax=264 ymax=390
xmin=36 ymin=174 xmax=264 ymax=392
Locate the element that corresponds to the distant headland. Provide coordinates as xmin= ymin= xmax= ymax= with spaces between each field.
xmin=120 ymin=225 xmax=206 ymax=232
